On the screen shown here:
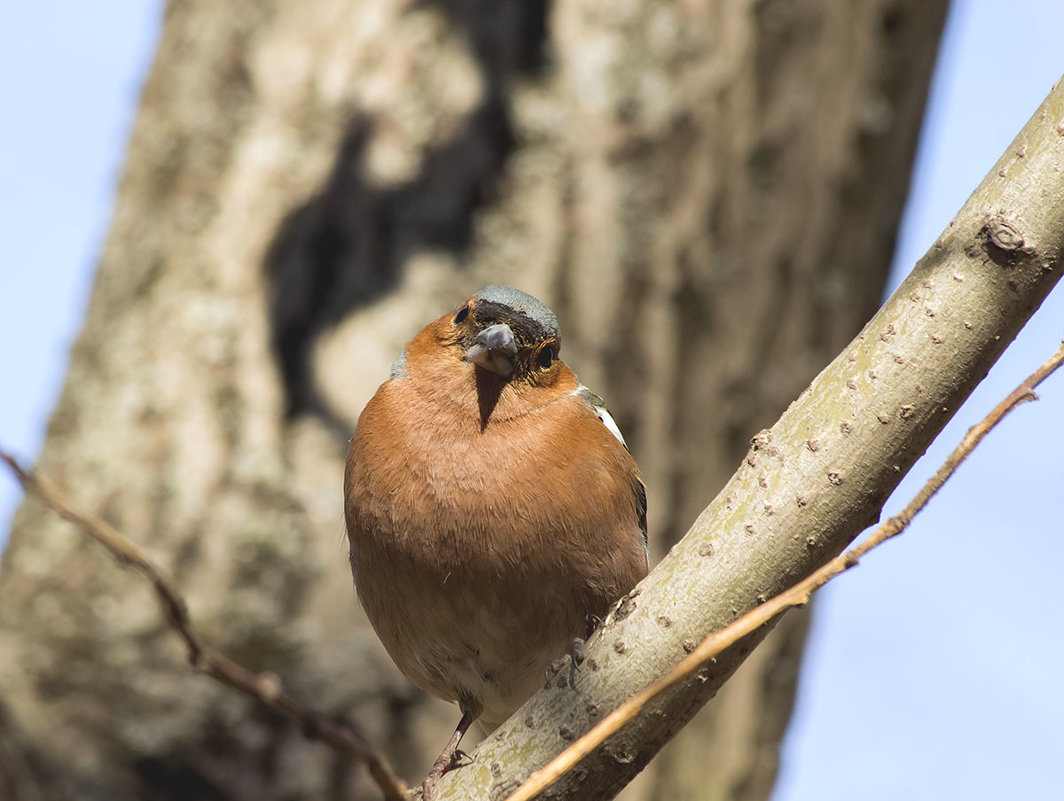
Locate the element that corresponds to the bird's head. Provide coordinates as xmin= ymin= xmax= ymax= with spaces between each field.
xmin=448 ymin=286 xmax=563 ymax=386
xmin=390 ymin=286 xmax=572 ymax=427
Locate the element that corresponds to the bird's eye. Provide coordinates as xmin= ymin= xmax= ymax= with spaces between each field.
xmin=537 ymin=346 xmax=555 ymax=370
xmin=454 ymin=305 xmax=470 ymax=324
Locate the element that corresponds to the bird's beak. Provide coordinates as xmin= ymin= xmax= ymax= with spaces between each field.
xmin=464 ymin=323 xmax=518 ymax=378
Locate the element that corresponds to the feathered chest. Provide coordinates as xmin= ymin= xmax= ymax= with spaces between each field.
xmin=346 ymin=372 xmax=639 ymax=571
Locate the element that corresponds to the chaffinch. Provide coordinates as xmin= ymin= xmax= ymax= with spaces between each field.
xmin=344 ymin=286 xmax=649 ymax=792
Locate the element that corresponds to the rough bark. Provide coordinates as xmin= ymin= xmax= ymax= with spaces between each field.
xmin=0 ymin=1 xmax=947 ymax=799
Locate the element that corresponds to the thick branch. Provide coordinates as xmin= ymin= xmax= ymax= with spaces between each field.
xmin=508 ymin=340 xmax=1064 ymax=801
xmin=436 ymin=79 xmax=1064 ymax=800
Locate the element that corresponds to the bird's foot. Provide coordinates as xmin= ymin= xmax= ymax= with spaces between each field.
xmin=422 ymin=748 xmax=469 ymax=801
xmin=544 ymin=656 xmax=566 ymax=688
xmin=421 ymin=754 xmax=464 ymax=801
xmin=421 ymin=710 xmax=475 ymax=800
xmin=568 ymin=637 xmax=586 ymax=688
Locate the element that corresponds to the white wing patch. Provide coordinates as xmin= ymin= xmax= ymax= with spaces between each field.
xmin=573 ymin=385 xmax=628 ymax=449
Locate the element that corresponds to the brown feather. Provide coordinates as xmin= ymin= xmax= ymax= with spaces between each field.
xmin=345 ymin=301 xmax=647 ymax=728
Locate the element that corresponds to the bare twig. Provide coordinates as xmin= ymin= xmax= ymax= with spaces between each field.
xmin=505 ymin=340 xmax=1064 ymax=801
xmin=0 ymin=451 xmax=409 ymax=801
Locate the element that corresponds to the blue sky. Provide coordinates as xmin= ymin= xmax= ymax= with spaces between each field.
xmin=1 ymin=3 xmax=1061 ymax=799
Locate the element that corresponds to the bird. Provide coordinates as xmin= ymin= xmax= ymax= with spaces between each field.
xmin=343 ymin=285 xmax=649 ymax=794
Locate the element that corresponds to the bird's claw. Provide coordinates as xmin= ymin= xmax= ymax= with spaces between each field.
xmin=568 ymin=637 xmax=586 ymax=689
xmin=544 ymin=656 xmax=566 ymax=689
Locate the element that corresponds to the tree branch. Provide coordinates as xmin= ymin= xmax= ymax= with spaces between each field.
xmin=0 ymin=451 xmax=408 ymax=801
xmin=506 ymin=339 xmax=1064 ymax=801
xmin=434 ymin=77 xmax=1064 ymax=800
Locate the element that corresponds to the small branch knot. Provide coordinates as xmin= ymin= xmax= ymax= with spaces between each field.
xmin=985 ymin=215 xmax=1025 ymax=252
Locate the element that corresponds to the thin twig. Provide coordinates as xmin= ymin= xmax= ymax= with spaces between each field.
xmin=0 ymin=452 xmax=409 ymax=801
xmin=505 ymin=340 xmax=1064 ymax=801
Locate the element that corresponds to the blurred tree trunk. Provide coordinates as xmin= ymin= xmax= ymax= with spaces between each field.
xmin=0 ymin=1 xmax=947 ymax=799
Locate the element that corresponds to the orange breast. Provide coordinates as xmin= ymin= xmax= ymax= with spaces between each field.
xmin=344 ymin=361 xmax=647 ymax=725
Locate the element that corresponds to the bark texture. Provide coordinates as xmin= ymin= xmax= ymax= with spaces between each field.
xmin=0 ymin=1 xmax=947 ymax=799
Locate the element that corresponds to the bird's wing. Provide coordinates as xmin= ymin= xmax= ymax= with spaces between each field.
xmin=573 ymin=385 xmax=649 ymax=565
